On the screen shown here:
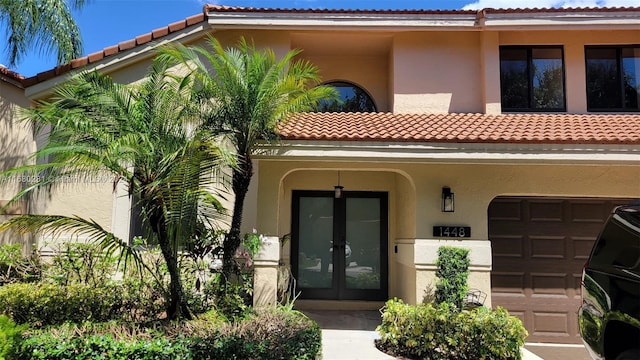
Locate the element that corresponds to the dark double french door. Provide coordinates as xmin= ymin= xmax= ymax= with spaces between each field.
xmin=291 ymin=191 xmax=388 ymax=300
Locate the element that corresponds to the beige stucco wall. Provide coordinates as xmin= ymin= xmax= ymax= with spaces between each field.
xmin=392 ymin=32 xmax=483 ymax=114
xmin=1 ymin=80 xmax=114 ymax=253
xmin=255 ymin=158 xmax=640 ymax=305
xmin=0 ymin=81 xmax=34 ymax=251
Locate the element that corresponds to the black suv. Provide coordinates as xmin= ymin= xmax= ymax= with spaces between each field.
xmin=579 ymin=204 xmax=640 ymax=360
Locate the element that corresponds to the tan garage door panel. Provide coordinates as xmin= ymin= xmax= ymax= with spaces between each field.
xmin=489 ymin=197 xmax=632 ymax=344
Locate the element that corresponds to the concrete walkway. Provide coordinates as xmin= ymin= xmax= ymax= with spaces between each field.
xmin=303 ymin=310 xmax=394 ymax=360
xmin=302 ymin=310 xmax=545 ymax=360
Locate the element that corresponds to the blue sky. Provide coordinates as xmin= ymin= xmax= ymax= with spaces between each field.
xmin=1 ymin=0 xmax=638 ymax=77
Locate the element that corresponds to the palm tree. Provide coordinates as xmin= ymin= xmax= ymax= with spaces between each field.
xmin=158 ymin=36 xmax=337 ymax=280
xmin=0 ymin=59 xmax=232 ymax=320
xmin=0 ymin=0 xmax=85 ymax=66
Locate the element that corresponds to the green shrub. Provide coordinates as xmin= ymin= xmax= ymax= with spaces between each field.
xmin=0 ymin=244 xmax=43 ymax=285
xmin=435 ymin=246 xmax=470 ymax=310
xmin=16 ymin=333 xmax=191 ymax=360
xmin=15 ymin=307 xmax=321 ymax=360
xmin=376 ymin=298 xmax=528 ymax=360
xmin=47 ymin=242 xmax=116 ymax=287
xmin=0 ymin=315 xmax=26 ymax=360
xmin=236 ymin=307 xmax=321 ymax=359
xmin=0 ymin=283 xmax=123 ymax=327
xmin=185 ymin=307 xmax=321 ymax=359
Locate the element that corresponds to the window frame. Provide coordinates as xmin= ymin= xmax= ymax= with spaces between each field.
xmin=585 ymin=45 xmax=640 ymax=112
xmin=317 ymin=80 xmax=378 ymax=113
xmin=499 ymin=45 xmax=567 ymax=113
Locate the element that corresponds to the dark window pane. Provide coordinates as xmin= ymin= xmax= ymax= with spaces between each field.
xmin=622 ymin=48 xmax=640 ymax=110
xmin=317 ymin=81 xmax=377 ymax=112
xmin=586 ymin=48 xmax=621 ymax=109
xmin=532 ymin=48 xmax=565 ymax=109
xmin=500 ymin=48 xmax=529 ymax=110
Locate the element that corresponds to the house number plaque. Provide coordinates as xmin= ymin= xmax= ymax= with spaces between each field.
xmin=433 ymin=226 xmax=471 ymax=238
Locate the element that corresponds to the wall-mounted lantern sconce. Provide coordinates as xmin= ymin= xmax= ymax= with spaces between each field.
xmin=442 ymin=186 xmax=454 ymax=212
xmin=334 ymin=171 xmax=343 ymax=199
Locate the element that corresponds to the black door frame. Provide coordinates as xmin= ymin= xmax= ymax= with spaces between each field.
xmin=291 ymin=190 xmax=389 ymax=301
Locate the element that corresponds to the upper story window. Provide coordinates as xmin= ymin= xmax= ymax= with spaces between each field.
xmin=499 ymin=46 xmax=566 ymax=112
xmin=586 ymin=46 xmax=640 ymax=112
xmin=316 ymin=81 xmax=377 ymax=112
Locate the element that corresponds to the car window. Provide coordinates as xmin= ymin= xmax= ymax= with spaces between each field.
xmin=590 ymin=214 xmax=640 ymax=270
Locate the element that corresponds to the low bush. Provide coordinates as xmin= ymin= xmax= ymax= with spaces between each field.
xmin=0 ymin=244 xmax=43 ymax=285
xmin=0 ymin=315 xmax=25 ymax=360
xmin=232 ymin=307 xmax=321 ymax=359
xmin=376 ymin=298 xmax=528 ymax=360
xmin=47 ymin=242 xmax=116 ymax=287
xmin=14 ymin=307 xmax=321 ymax=360
xmin=0 ymin=283 xmax=123 ymax=327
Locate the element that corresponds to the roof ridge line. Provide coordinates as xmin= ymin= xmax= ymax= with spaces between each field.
xmin=11 ymin=4 xmax=640 ymax=88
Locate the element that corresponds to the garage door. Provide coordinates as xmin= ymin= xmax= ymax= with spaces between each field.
xmin=489 ymin=197 xmax=632 ymax=344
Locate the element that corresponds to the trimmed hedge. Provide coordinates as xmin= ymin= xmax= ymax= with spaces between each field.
xmin=435 ymin=246 xmax=470 ymax=310
xmin=0 ymin=283 xmax=123 ymax=327
xmin=13 ymin=308 xmax=321 ymax=360
xmin=376 ymin=298 xmax=528 ymax=360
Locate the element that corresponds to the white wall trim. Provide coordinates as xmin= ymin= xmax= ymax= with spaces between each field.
xmin=256 ymin=141 xmax=640 ymax=165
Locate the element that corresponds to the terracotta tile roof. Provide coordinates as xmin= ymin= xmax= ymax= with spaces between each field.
xmin=0 ymin=65 xmax=26 ymax=88
xmin=278 ymin=112 xmax=640 ymax=145
xmin=481 ymin=7 xmax=640 ymax=14
xmin=205 ymin=5 xmax=476 ymax=14
xmin=205 ymin=5 xmax=640 ymax=14
xmin=20 ymin=11 xmax=207 ymax=87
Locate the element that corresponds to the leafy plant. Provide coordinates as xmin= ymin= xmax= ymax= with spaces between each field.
xmin=244 ymin=230 xmax=264 ymax=258
xmin=0 ymin=314 xmax=26 ymax=360
xmin=0 ymin=283 xmax=124 ymax=327
xmin=15 ymin=308 xmax=321 ymax=360
xmin=206 ymin=272 xmax=254 ymax=322
xmin=376 ymin=298 xmax=528 ymax=360
xmin=0 ymin=244 xmax=43 ymax=285
xmin=47 ymin=242 xmax=117 ymax=287
xmin=435 ymin=246 xmax=470 ymax=310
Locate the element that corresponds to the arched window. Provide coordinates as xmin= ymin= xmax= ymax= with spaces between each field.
xmin=317 ymin=81 xmax=377 ymax=112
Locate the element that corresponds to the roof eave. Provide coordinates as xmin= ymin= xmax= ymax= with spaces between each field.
xmin=255 ymin=139 xmax=640 ymax=166
xmin=24 ymin=23 xmax=210 ymax=99
xmin=206 ymin=11 xmax=479 ymax=30
xmin=481 ymin=10 xmax=640 ymax=29
xmin=207 ymin=8 xmax=640 ymax=31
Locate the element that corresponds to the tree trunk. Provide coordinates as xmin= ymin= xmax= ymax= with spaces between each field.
xmin=222 ymin=156 xmax=253 ymax=282
xmin=153 ymin=214 xmax=193 ymax=320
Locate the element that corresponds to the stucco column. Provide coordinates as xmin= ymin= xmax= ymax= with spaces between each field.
xmin=395 ymin=239 xmax=492 ymax=307
xmin=480 ymin=31 xmax=501 ymax=115
xmin=253 ymin=236 xmax=280 ymax=307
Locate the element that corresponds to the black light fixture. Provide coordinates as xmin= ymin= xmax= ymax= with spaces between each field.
xmin=334 ymin=171 xmax=343 ymax=199
xmin=442 ymin=186 xmax=454 ymax=212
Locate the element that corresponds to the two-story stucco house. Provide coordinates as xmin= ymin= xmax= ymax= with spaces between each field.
xmin=2 ymin=5 xmax=639 ymax=345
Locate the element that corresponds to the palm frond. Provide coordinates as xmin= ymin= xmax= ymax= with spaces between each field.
xmin=0 ymin=0 xmax=84 ymax=65
xmin=0 ymin=214 xmax=145 ymax=274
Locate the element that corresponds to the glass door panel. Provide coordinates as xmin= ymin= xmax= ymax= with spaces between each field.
xmin=297 ymin=196 xmax=334 ymax=290
xmin=292 ymin=191 xmax=388 ymax=300
xmin=345 ymin=197 xmax=381 ymax=290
